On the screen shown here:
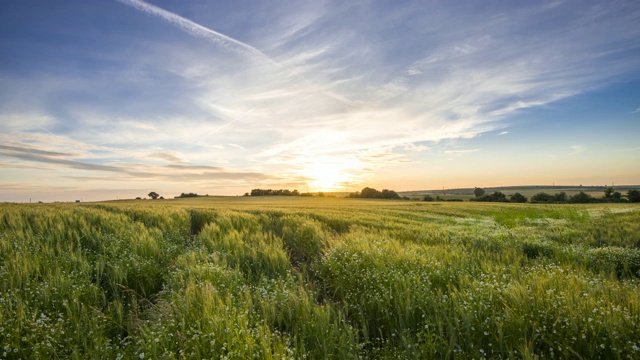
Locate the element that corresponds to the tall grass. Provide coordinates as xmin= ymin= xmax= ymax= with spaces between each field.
xmin=1 ymin=200 xmax=639 ymax=359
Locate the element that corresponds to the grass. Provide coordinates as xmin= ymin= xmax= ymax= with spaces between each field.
xmin=1 ymin=198 xmax=639 ymax=359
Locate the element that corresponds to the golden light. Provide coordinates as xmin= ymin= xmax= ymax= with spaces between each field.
xmin=302 ymin=157 xmax=362 ymax=192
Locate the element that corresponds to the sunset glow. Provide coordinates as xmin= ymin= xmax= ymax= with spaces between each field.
xmin=1 ymin=1 xmax=639 ymax=201
xmin=302 ymin=159 xmax=361 ymax=192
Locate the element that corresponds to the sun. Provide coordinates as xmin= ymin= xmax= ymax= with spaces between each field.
xmin=302 ymin=159 xmax=360 ymax=192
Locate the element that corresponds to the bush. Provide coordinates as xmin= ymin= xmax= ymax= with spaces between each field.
xmin=554 ymin=192 xmax=567 ymax=202
xmin=531 ymin=192 xmax=570 ymax=203
xmin=627 ymin=189 xmax=640 ymax=203
xmin=522 ymin=240 xmax=555 ymax=259
xmin=510 ymin=192 xmax=528 ymax=203
xmin=250 ymin=189 xmax=299 ymax=196
xmin=472 ymin=191 xmax=508 ymax=202
xmin=349 ymin=187 xmax=401 ymax=199
xmin=570 ymin=191 xmax=593 ymax=203
xmin=588 ymin=247 xmax=640 ymax=277
xmin=531 ymin=192 xmax=555 ymax=203
xmin=176 ymin=192 xmax=199 ymax=198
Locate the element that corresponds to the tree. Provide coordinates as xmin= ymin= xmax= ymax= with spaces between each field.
xmin=611 ymin=191 xmax=622 ymax=202
xmin=604 ymin=187 xmax=614 ymax=199
xmin=510 ymin=192 xmax=527 ymax=203
xmin=473 ymin=187 xmax=485 ymax=198
xmin=553 ymin=192 xmax=568 ymax=202
xmin=381 ymin=189 xmax=400 ymax=199
xmin=570 ymin=191 xmax=592 ymax=203
xmin=360 ymin=187 xmax=382 ymax=198
xmin=531 ymin=192 xmax=553 ymax=203
xmin=148 ymin=191 xmax=160 ymax=200
xmin=491 ymin=191 xmax=507 ymax=202
xmin=627 ymin=189 xmax=640 ymax=203
xmin=423 ymin=195 xmax=434 ymax=202
xmin=350 ymin=187 xmax=401 ymax=199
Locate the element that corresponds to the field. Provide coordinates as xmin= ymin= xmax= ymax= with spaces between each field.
xmin=1 ymin=197 xmax=640 ymax=359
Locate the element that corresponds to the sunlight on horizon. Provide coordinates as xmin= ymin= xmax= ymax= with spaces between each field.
xmin=0 ymin=1 xmax=639 ymax=201
xmin=302 ymin=158 xmax=363 ymax=192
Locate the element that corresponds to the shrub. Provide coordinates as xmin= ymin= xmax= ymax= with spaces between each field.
xmin=588 ymin=247 xmax=640 ymax=277
xmin=522 ymin=240 xmax=555 ymax=259
xmin=627 ymin=189 xmax=640 ymax=202
xmin=349 ymin=187 xmax=401 ymax=199
xmin=553 ymin=192 xmax=567 ymax=202
xmin=473 ymin=191 xmax=508 ymax=202
xmin=510 ymin=192 xmax=528 ymax=203
xmin=570 ymin=191 xmax=593 ymax=203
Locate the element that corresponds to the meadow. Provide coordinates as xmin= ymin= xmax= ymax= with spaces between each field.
xmin=1 ymin=197 xmax=639 ymax=359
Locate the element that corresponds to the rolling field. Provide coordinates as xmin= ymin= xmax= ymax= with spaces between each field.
xmin=1 ymin=197 xmax=639 ymax=359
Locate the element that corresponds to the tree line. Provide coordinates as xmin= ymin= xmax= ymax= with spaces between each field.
xmin=248 ymin=189 xmax=314 ymax=197
xmin=348 ymin=187 xmax=401 ymax=199
xmin=470 ymin=187 xmax=640 ymax=203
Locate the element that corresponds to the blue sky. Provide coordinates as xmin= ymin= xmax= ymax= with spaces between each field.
xmin=1 ymin=0 xmax=639 ymax=201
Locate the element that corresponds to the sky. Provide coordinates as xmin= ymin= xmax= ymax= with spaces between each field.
xmin=1 ymin=0 xmax=639 ymax=202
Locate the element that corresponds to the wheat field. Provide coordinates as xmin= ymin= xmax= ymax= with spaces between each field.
xmin=1 ymin=198 xmax=639 ymax=359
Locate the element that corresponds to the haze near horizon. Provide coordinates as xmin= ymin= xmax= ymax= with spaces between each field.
xmin=1 ymin=0 xmax=639 ymax=202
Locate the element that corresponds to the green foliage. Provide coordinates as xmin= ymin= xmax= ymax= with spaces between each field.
xmin=147 ymin=191 xmax=160 ymax=200
xmin=588 ymin=247 xmax=640 ymax=277
xmin=531 ymin=191 xmax=571 ymax=203
xmin=360 ymin=187 xmax=380 ymax=198
xmin=423 ymin=195 xmax=434 ymax=202
xmin=472 ymin=191 xmax=508 ymax=202
xmin=570 ymin=191 xmax=593 ymax=203
xmin=279 ymin=215 xmax=330 ymax=265
xmin=522 ymin=240 xmax=555 ymax=259
xmin=250 ymin=188 xmax=299 ymax=196
xmin=510 ymin=192 xmax=528 ymax=203
xmin=531 ymin=192 xmax=554 ymax=203
xmin=350 ymin=187 xmax=401 ymax=199
xmin=473 ymin=187 xmax=485 ymax=198
xmin=175 ymin=192 xmax=199 ymax=198
xmin=604 ymin=186 xmax=614 ymax=199
xmin=1 ymin=200 xmax=639 ymax=359
xmin=554 ymin=191 xmax=568 ymax=202
xmin=627 ymin=189 xmax=640 ymax=202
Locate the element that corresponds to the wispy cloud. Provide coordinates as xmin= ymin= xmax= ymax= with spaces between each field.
xmin=570 ymin=145 xmax=585 ymax=154
xmin=0 ymin=113 xmax=57 ymax=132
xmin=0 ymin=144 xmax=76 ymax=158
xmin=0 ymin=144 xmax=277 ymax=184
xmin=148 ymin=151 xmax=186 ymax=163
xmin=2 ymin=1 xmax=639 ymax=198
xmin=115 ymin=0 xmax=275 ymax=64
xmin=631 ymin=107 xmax=640 ymax=114
xmin=444 ymin=149 xmax=480 ymax=155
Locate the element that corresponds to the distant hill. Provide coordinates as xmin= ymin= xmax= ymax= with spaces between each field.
xmin=400 ymin=185 xmax=640 ymax=199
